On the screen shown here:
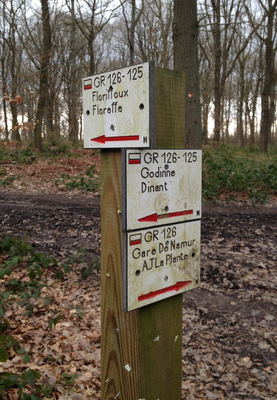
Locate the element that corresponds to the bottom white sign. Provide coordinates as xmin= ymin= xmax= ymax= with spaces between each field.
xmin=123 ymin=220 xmax=200 ymax=311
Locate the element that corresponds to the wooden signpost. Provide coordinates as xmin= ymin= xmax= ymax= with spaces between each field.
xmin=83 ymin=63 xmax=201 ymax=399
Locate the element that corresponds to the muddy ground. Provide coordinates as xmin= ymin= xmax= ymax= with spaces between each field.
xmin=0 ymin=190 xmax=277 ymax=399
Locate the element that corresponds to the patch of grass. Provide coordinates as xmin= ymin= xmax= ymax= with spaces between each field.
xmin=202 ymin=145 xmax=277 ymax=204
xmin=0 ymin=144 xmax=10 ymax=163
xmin=80 ymin=259 xmax=101 ymax=279
xmin=0 ymin=167 xmax=7 ymax=176
xmin=0 ymin=369 xmax=53 ymax=399
xmin=56 ymin=164 xmax=100 ymax=193
xmin=0 ymin=176 xmax=16 ymax=187
xmin=0 ymin=140 xmax=85 ymax=165
xmin=18 ymin=145 xmax=38 ymax=164
xmin=0 ymin=142 xmax=37 ymax=165
xmin=42 ymin=142 xmax=69 ymax=158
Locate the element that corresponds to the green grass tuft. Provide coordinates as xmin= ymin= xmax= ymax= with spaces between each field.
xmin=202 ymin=145 xmax=277 ymax=204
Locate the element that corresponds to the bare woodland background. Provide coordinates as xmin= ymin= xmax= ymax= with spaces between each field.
xmin=0 ymin=0 xmax=276 ymax=152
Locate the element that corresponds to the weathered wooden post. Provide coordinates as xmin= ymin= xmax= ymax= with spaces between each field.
xmin=82 ymin=63 xmax=201 ymax=399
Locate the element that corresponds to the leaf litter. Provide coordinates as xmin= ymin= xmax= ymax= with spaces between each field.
xmin=0 ymin=153 xmax=276 ymax=399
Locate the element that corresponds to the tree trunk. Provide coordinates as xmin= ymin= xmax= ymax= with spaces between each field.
xmin=1 ymin=57 xmax=9 ymax=139
xmin=249 ymin=114 xmax=255 ymax=146
xmin=129 ymin=0 xmax=136 ymax=64
xmin=225 ymin=95 xmax=232 ymax=144
xmin=88 ymin=2 xmax=96 ymax=76
xmin=68 ymin=0 xmax=79 ymax=143
xmin=173 ymin=0 xmax=201 ymax=148
xmin=260 ymin=0 xmax=276 ymax=152
xmin=9 ymin=2 xmax=20 ymax=142
xmin=53 ymin=97 xmax=61 ymax=139
xmin=212 ymin=0 xmax=221 ymax=146
xmin=237 ymin=59 xmax=245 ymax=147
xmin=45 ymin=88 xmax=54 ymax=139
xmin=202 ymin=103 xmax=209 ymax=144
xmin=10 ymin=103 xmax=20 ymax=141
xmin=34 ymin=0 xmax=52 ymax=151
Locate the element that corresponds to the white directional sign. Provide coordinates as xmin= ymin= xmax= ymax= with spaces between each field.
xmin=122 ymin=149 xmax=202 ymax=231
xmin=82 ymin=62 xmax=154 ymax=149
xmin=123 ymin=220 xmax=200 ymax=311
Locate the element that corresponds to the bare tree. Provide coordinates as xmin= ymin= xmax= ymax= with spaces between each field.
xmin=68 ymin=0 xmax=79 ymax=142
xmin=233 ymin=28 xmax=254 ymax=147
xmin=120 ymin=0 xmax=144 ymax=65
xmin=1 ymin=0 xmax=275 ymax=150
xmin=259 ymin=0 xmax=276 ymax=152
xmin=33 ymin=0 xmax=52 ymax=151
xmin=236 ymin=51 xmax=246 ymax=147
xmin=136 ymin=0 xmax=173 ymax=68
xmin=244 ymin=43 xmax=264 ymax=146
xmin=199 ymin=55 xmax=213 ymax=144
xmin=0 ymin=0 xmax=24 ymax=141
xmin=0 ymin=1 xmax=9 ymax=139
xmin=67 ymin=0 xmax=118 ymax=75
xmin=244 ymin=0 xmax=277 ymax=151
xmin=210 ymin=0 xmax=221 ymax=145
xmin=199 ymin=0 xmax=254 ymax=145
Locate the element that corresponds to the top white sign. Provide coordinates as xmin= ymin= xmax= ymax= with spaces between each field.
xmin=82 ymin=62 xmax=154 ymax=149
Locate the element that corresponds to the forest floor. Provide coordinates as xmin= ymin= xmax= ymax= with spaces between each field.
xmin=0 ymin=150 xmax=277 ymax=399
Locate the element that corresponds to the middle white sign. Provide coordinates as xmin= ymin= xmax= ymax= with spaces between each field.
xmin=122 ymin=149 xmax=202 ymax=231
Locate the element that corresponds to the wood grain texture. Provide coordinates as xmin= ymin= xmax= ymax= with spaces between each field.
xmin=155 ymin=67 xmax=186 ymax=149
xmin=101 ymin=68 xmax=186 ymax=400
xmin=138 ymin=296 xmax=183 ymax=398
xmin=136 ymin=67 xmax=185 ymax=399
xmin=101 ymin=150 xmax=141 ymax=399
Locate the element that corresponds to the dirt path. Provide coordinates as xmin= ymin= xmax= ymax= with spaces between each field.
xmin=0 ymin=192 xmax=101 ymax=261
xmin=0 ymin=190 xmax=277 ymax=399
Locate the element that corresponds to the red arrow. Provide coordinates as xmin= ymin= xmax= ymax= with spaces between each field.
xmin=91 ymin=135 xmax=139 ymax=144
xmin=138 ymin=209 xmax=193 ymax=223
xmin=138 ymin=281 xmax=192 ymax=302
